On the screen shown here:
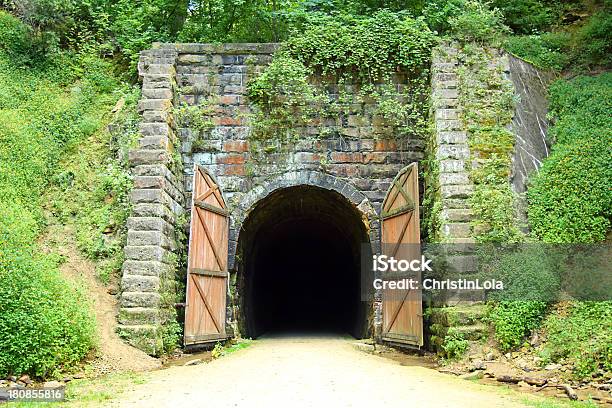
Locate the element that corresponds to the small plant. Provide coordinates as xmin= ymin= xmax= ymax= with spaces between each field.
xmin=211 ymin=339 xmax=253 ymax=359
xmin=211 ymin=342 xmax=225 ymax=359
xmin=441 ymin=328 xmax=469 ymax=360
xmin=173 ymin=99 xmax=215 ymax=133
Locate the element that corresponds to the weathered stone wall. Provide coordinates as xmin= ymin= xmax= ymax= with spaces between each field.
xmin=430 ymin=45 xmax=473 ymax=244
xmin=507 ymin=55 xmax=554 ymax=225
xmin=119 ymin=42 xmax=551 ymax=354
xmin=173 ymin=43 xmax=424 ymax=266
xmin=118 ymin=46 xmax=185 ymax=355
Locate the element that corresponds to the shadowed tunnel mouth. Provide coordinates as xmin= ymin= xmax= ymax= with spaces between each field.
xmin=238 ymin=185 xmax=370 ymax=339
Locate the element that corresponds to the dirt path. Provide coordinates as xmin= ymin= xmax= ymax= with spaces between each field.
xmin=41 ymin=225 xmax=160 ymax=374
xmin=111 ymin=336 xmax=530 ymax=408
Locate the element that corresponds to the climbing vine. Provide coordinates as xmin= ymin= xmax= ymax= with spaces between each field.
xmin=246 ymin=11 xmax=437 ymax=146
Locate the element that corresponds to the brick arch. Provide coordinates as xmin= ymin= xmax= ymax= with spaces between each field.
xmin=227 ymin=170 xmax=379 ymax=270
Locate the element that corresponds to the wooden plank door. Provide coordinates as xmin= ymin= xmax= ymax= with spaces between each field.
xmin=184 ymin=165 xmax=229 ymax=346
xmin=380 ymin=163 xmax=423 ymax=347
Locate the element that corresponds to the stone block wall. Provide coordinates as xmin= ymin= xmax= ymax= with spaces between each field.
xmin=117 ymin=46 xmax=185 ymax=355
xmin=430 ymin=45 xmax=474 ymax=245
xmin=172 ymin=44 xmax=424 ymax=223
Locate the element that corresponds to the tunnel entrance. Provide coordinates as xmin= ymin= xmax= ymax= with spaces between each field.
xmin=236 ymin=185 xmax=370 ymax=339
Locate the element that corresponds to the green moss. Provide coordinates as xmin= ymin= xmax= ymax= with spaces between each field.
xmin=457 ymin=44 xmax=524 ymax=243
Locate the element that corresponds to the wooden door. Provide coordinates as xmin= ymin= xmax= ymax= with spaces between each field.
xmin=184 ymin=165 xmax=229 ymax=346
xmin=380 ymin=163 xmax=423 ymax=347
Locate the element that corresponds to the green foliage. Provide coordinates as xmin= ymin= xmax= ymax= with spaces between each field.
xmin=179 ymin=0 xmax=295 ymax=43
xmin=489 ymin=301 xmax=548 ymax=352
xmin=211 ymin=341 xmax=225 ymax=359
xmin=422 ymin=0 xmax=466 ymax=34
xmin=504 ymin=7 xmax=611 ymax=71
xmin=283 ymin=11 xmax=436 ymax=79
xmin=161 ymin=320 xmax=182 ymax=354
xmin=457 ymin=44 xmax=524 ymax=243
xmin=528 ymin=74 xmax=612 ymax=243
xmin=0 ymin=206 xmax=96 ymax=378
xmin=0 ymin=12 xmax=126 ymax=376
xmin=486 ymin=245 xmax=561 ymax=303
xmin=504 ymin=33 xmax=571 ymax=70
xmin=484 ymin=246 xmax=559 ymax=351
xmin=571 ymin=10 xmax=612 ymax=69
xmin=541 ymin=302 xmax=612 ymax=380
xmin=247 ymin=11 xmax=436 ymax=143
xmin=247 ymin=54 xmax=324 ymax=141
xmin=174 ymin=99 xmax=216 ymax=133
xmin=211 ymin=339 xmax=253 ymax=359
xmin=491 ymin=0 xmax=577 ymax=34
xmin=441 ymin=328 xmax=469 ymax=359
xmin=0 ymin=9 xmax=40 ymax=63
xmin=448 ymin=1 xmax=510 ymax=44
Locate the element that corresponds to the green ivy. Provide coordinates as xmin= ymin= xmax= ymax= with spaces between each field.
xmin=247 ymin=11 xmax=437 ymax=144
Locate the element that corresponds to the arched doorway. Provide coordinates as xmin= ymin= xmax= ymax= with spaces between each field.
xmin=235 ymin=185 xmax=371 ymax=339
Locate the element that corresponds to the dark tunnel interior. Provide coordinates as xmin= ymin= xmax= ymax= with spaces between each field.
xmin=238 ymin=185 xmax=370 ymax=338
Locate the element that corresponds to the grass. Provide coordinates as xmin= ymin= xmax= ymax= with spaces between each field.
xmin=485 ymin=383 xmax=599 ymax=408
xmin=211 ymin=338 xmax=254 ymax=359
xmin=522 ymin=397 xmax=598 ymax=408
xmin=5 ymin=372 xmax=147 ymax=407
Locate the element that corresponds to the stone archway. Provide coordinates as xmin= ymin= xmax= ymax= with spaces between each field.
xmin=228 ymin=170 xmax=379 ymax=270
xmin=229 ymin=171 xmax=377 ymax=339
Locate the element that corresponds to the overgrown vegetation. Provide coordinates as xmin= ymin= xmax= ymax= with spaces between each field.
xmin=528 ymin=74 xmax=612 ymax=243
xmin=444 ymin=1 xmax=611 ymax=377
xmin=247 ymin=11 xmax=436 ymax=145
xmin=457 ymin=43 xmax=524 ymax=244
xmin=540 ymin=302 xmax=612 ymax=380
xmin=0 ymin=10 xmax=126 ymax=377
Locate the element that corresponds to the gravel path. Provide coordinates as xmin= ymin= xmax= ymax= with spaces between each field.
xmin=112 ymin=335 xmax=528 ymax=408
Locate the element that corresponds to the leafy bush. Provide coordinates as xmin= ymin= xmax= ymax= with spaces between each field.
xmin=504 ymin=8 xmax=611 ymax=71
xmin=528 ymin=74 xmax=612 ymax=243
xmin=448 ymin=1 xmax=510 ymax=44
xmin=423 ymin=0 xmax=466 ymax=34
xmin=0 ymin=205 xmax=96 ymax=378
xmin=0 ymin=10 xmax=36 ymax=62
xmin=485 ymin=245 xmax=558 ymax=351
xmin=572 ymin=11 xmax=612 ymax=69
xmin=489 ymin=301 xmax=548 ymax=352
xmin=487 ymin=245 xmax=561 ymax=303
xmin=441 ymin=328 xmax=470 ymax=360
xmin=541 ymin=302 xmax=612 ymax=379
xmin=504 ymin=33 xmax=571 ymax=70
xmin=283 ymin=11 xmax=436 ymax=80
xmin=491 ymin=0 xmax=575 ymax=34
